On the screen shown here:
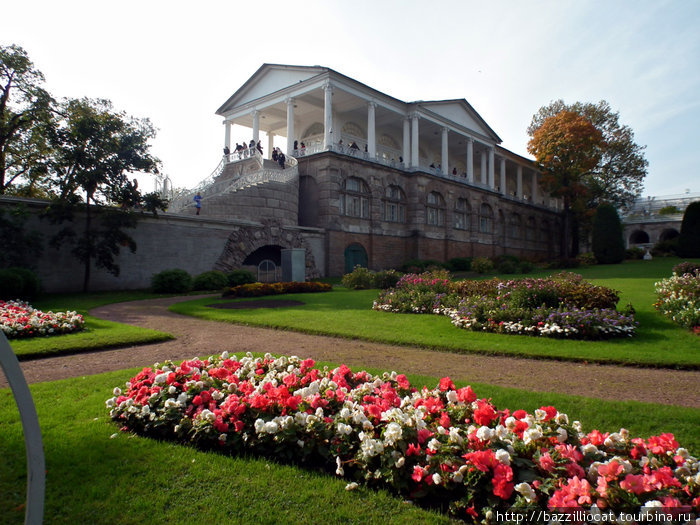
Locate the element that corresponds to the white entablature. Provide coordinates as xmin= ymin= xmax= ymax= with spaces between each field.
xmin=216 ymin=64 xmax=555 ymax=208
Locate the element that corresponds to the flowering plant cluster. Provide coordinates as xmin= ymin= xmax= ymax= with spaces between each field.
xmin=654 ymin=271 xmax=700 ymax=331
xmin=374 ymin=272 xmax=635 ymax=340
xmin=0 ymin=300 xmax=84 ymax=339
xmin=222 ymin=281 xmax=332 ymax=298
xmin=107 ymin=353 xmax=699 ymax=523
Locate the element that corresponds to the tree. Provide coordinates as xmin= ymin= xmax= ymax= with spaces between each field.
xmin=0 ymin=44 xmax=54 ymax=196
xmin=677 ymin=201 xmax=700 ymax=258
xmin=527 ymin=110 xmax=604 ymax=258
xmin=528 ymin=100 xmax=648 ymax=211
xmin=45 ymin=97 xmax=167 ymax=291
xmin=592 ymin=203 xmax=625 ymax=264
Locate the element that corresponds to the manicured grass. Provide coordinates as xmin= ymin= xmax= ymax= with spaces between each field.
xmin=10 ymin=291 xmax=174 ymax=359
xmin=2 ymin=359 xmax=698 ymax=524
xmin=170 ymin=258 xmax=700 ymax=369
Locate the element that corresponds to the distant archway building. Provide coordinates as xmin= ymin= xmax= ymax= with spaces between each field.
xmin=622 ymin=192 xmax=699 ymax=249
xmin=170 ymin=64 xmax=563 ymax=276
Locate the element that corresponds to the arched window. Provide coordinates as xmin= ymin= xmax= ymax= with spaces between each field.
xmin=426 ymin=191 xmax=445 ymax=226
xmin=525 ymin=217 xmax=536 ymax=241
xmin=479 ymin=203 xmax=493 ymax=233
xmin=383 ymin=185 xmax=406 ymax=223
xmin=454 ymin=198 xmax=471 ymax=230
xmin=340 ymin=177 xmax=370 ymax=218
xmin=258 ymin=260 xmax=277 ymax=283
xmin=509 ymin=213 xmax=522 ymax=239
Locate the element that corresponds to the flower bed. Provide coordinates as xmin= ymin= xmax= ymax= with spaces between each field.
xmin=654 ymin=270 xmax=700 ymax=332
xmin=108 ymin=354 xmax=699 ymax=523
xmin=222 ymin=281 xmax=332 ymax=298
xmin=373 ymin=272 xmax=636 ymax=340
xmin=0 ymin=300 xmax=84 ymax=339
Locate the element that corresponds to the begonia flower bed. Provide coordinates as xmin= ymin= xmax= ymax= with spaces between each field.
xmin=107 ymin=353 xmax=699 ymax=523
xmin=654 ymin=271 xmax=700 ymax=331
xmin=373 ymin=271 xmax=637 ymax=340
xmin=0 ymin=299 xmax=84 ymax=339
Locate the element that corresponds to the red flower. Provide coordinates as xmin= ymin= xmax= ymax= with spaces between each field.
xmin=473 ymin=400 xmax=497 ymax=426
xmin=438 ymin=377 xmax=455 ymax=391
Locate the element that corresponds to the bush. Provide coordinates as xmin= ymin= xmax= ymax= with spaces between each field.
xmin=398 ymin=259 xmax=444 ymax=273
xmin=446 ymin=257 xmax=472 ymax=271
xmin=576 ymin=252 xmax=597 ymax=266
xmin=371 ymin=269 xmax=403 ymax=290
xmin=495 ymin=259 xmax=519 ymax=274
xmin=592 ymin=203 xmax=625 ymax=264
xmin=192 ymin=270 xmax=228 ymax=291
xmin=546 ymin=258 xmax=580 ymax=269
xmin=651 ymin=238 xmax=678 ymax=257
xmin=677 ymin=201 xmax=700 ymax=258
xmin=226 ymin=269 xmax=256 ymax=287
xmin=655 ymin=272 xmax=700 ymax=329
xmin=341 ymin=266 xmax=374 ymax=290
xmin=470 ymin=257 xmax=494 ymax=274
xmin=518 ymin=260 xmax=535 ymax=273
xmin=625 ymin=247 xmax=645 ymax=260
xmin=672 ymin=261 xmax=700 ymax=276
xmin=0 ymin=268 xmax=25 ymax=300
xmin=222 ymin=281 xmax=332 ymax=298
xmin=151 ymin=269 xmax=192 ymax=293
xmin=0 ymin=267 xmax=41 ymax=300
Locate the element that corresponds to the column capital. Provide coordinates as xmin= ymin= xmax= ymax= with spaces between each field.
xmin=466 ymin=136 xmax=474 ymax=144
xmin=285 ymin=96 xmax=295 ymax=105
xmin=251 ymin=109 xmax=260 ymax=117
xmin=442 ymin=126 xmax=449 ymax=134
xmin=410 ymin=112 xmax=420 ymax=121
xmin=323 ymin=80 xmax=334 ymax=93
xmin=367 ymin=99 xmax=377 ymax=109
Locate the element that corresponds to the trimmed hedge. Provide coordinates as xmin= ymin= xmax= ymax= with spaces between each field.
xmin=0 ymin=267 xmax=41 ymax=300
xmin=193 ymin=270 xmax=228 ymax=291
xmin=677 ymin=201 xmax=700 ymax=258
xmin=151 ymin=269 xmax=192 ymax=293
xmin=222 ymin=281 xmax=332 ymax=298
xmin=592 ymin=203 xmax=625 ymax=264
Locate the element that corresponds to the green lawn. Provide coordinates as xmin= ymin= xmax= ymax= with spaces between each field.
xmin=170 ymin=258 xmax=700 ymax=369
xmin=2 ymin=360 xmax=698 ymax=524
xmin=10 ymin=291 xmax=174 ymax=359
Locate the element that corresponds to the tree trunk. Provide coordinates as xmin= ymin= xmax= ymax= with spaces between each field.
xmin=82 ymin=195 xmax=92 ymax=292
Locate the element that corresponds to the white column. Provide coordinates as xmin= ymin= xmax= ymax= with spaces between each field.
xmin=367 ymin=100 xmax=376 ymax=158
xmin=499 ymin=157 xmax=506 ymax=195
xmin=488 ymin=147 xmax=495 ymax=189
xmin=531 ymin=171 xmax=538 ymax=203
xmin=402 ymin=117 xmax=410 ymax=166
xmin=411 ymin=113 xmax=419 ymax=168
xmin=286 ymin=97 xmax=295 ymax=156
xmin=466 ymin=137 xmax=474 ymax=183
xmin=480 ymin=150 xmax=487 ymax=184
xmin=516 ymin=165 xmax=523 ymax=199
xmin=323 ymin=81 xmax=333 ymax=149
xmin=224 ymin=121 xmax=231 ymax=153
xmin=252 ymin=110 xmax=260 ymax=143
xmin=267 ymin=133 xmax=274 ymax=159
xmin=441 ymin=127 xmax=449 ymax=175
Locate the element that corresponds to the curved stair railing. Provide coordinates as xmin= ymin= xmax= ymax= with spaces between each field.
xmin=168 ymin=151 xmax=298 ymax=213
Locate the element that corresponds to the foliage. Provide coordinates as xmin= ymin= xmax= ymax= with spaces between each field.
xmin=375 ymin=272 xmax=629 ymax=340
xmin=226 ymin=269 xmax=256 ymax=287
xmin=626 ymin=247 xmax=645 ymax=260
xmin=471 ymin=257 xmax=494 ymax=274
xmin=151 ymin=269 xmax=192 ymax=293
xmin=592 ymin=203 xmax=625 ymax=264
xmin=654 ymin=272 xmax=700 ymax=330
xmin=342 ymin=266 xmax=403 ymax=290
xmin=677 ymin=201 xmax=700 ymax=258
xmin=43 ymin=97 xmax=167 ymax=291
xmin=222 ymin=281 xmax=332 ymax=298
xmin=518 ymin=260 xmax=535 ymax=273
xmin=0 ymin=44 xmax=55 ymax=196
xmin=108 ymin=354 xmax=699 ymax=523
xmin=496 ymin=259 xmax=519 ymax=274
xmin=446 ymin=257 xmax=472 ymax=271
xmin=658 ymin=205 xmax=680 ymax=215
xmin=0 ymin=205 xmax=42 ymax=268
xmin=341 ymin=265 xmax=374 ymax=290
xmin=0 ymin=267 xmax=41 ymax=299
xmin=398 ymin=259 xmax=445 ymax=273
xmin=0 ymin=299 xmax=83 ymax=338
xmin=575 ymin=252 xmax=597 ymax=266
xmin=192 ymin=270 xmax=228 ymax=291
xmin=546 ymin=258 xmax=581 ymax=270
xmin=651 ymin=239 xmax=678 ymax=257
xmin=672 ymin=261 xmax=700 ymax=277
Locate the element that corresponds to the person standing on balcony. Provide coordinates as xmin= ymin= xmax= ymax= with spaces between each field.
xmin=194 ymin=193 xmax=202 ymax=215
xmin=256 ymin=140 xmax=263 ymax=155
xmin=278 ymin=151 xmax=286 ymax=168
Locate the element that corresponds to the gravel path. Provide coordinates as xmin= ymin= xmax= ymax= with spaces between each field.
xmin=3 ymin=295 xmax=699 ymax=409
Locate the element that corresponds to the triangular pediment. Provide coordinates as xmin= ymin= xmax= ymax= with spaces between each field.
xmin=417 ymin=99 xmax=501 ymax=143
xmin=217 ymin=64 xmax=327 ymax=115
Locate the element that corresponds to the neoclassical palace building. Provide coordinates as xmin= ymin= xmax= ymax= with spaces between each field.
xmin=171 ymin=64 xmax=562 ymax=278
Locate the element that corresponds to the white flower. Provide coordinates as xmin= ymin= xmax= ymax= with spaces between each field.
xmin=495 ymin=449 xmax=511 ymax=466
xmin=345 ymin=482 xmax=359 ymax=491
xmin=154 ymin=373 xmax=168 ymax=384
xmin=395 ymin=456 xmax=405 ymax=468
xmin=384 ymin=422 xmax=403 ymax=445
xmin=427 ymin=438 xmax=441 ymax=452
xmin=515 ymin=482 xmax=536 ymax=503
xmin=168 ymin=385 xmax=177 ymax=394
xmin=263 ymin=421 xmax=279 ymax=434
xmin=476 ymin=426 xmax=494 ymax=441
xmin=452 ymin=471 xmax=463 ymax=483
xmin=113 ymin=387 xmax=122 ymax=396
xmin=557 ymin=427 xmax=568 ymax=443
xmin=432 ymin=473 xmax=442 ymax=485
xmin=254 ymin=418 xmax=265 ymax=433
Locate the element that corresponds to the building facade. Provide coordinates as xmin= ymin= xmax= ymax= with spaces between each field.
xmin=170 ymin=64 xmax=562 ymax=278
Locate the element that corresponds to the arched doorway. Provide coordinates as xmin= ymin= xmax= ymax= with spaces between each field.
xmin=243 ymin=245 xmax=282 ymax=282
xmin=659 ymin=229 xmax=679 ymax=242
xmin=629 ymin=230 xmax=650 ymax=245
xmin=344 ymin=243 xmax=368 ymax=274
xmin=257 ymin=259 xmax=278 ymax=283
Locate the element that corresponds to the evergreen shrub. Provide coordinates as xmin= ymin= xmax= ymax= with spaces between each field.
xmin=592 ymin=203 xmax=625 ymax=264
xmin=677 ymin=201 xmax=700 ymax=258
xmin=151 ymin=269 xmax=192 ymax=293
xmin=226 ymin=269 xmax=256 ymax=287
xmin=193 ymin=270 xmax=228 ymax=291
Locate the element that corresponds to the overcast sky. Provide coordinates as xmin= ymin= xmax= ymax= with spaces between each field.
xmin=3 ymin=0 xmax=699 ymax=198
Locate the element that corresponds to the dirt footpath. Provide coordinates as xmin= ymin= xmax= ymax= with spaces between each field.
xmin=3 ymin=296 xmax=699 ymax=409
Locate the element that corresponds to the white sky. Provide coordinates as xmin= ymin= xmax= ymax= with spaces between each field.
xmin=3 ymin=0 xmax=699 ymax=198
